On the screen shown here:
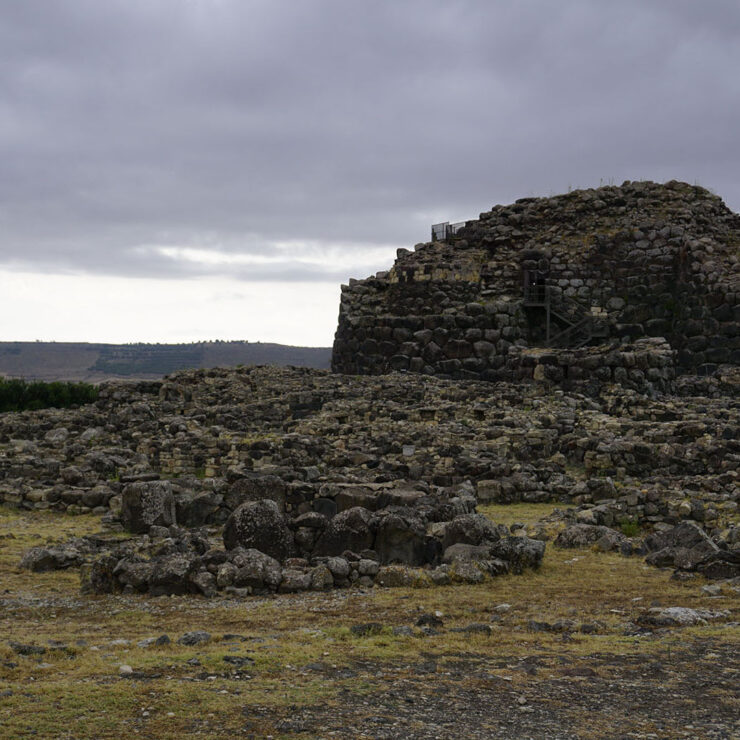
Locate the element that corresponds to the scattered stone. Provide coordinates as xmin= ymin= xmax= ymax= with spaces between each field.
xmin=223 ymin=656 xmax=254 ymax=668
xmin=637 ymin=607 xmax=731 ymax=627
xmin=450 ymin=623 xmax=491 ymax=636
xmin=9 ymin=642 xmax=46 ymax=657
xmin=416 ymin=613 xmax=444 ymax=628
xmin=392 ymin=626 xmax=414 ymax=637
xmin=177 ymin=631 xmax=211 ymax=646
xmin=555 ymin=524 xmax=627 ymax=551
xmin=350 ymin=623 xmax=384 ymax=637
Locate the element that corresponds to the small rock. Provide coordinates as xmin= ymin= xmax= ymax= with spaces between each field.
xmin=223 ymin=655 xmax=254 ymax=668
xmin=392 ymin=626 xmax=414 ymax=637
xmin=416 ymin=613 xmax=444 ymax=628
xmin=450 ymin=623 xmax=491 ymax=636
xmin=178 ymin=631 xmax=211 ymax=646
xmin=9 ymin=642 xmax=46 ymax=656
xmin=350 ymin=623 xmax=384 ymax=637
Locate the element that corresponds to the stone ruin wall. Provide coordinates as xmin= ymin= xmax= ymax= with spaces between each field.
xmin=2 ymin=371 xmax=735 ymax=540
xmin=332 ymin=180 xmax=740 ymax=384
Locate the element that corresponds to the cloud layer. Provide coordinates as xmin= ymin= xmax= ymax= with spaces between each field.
xmin=1 ymin=1 xmax=739 ymax=292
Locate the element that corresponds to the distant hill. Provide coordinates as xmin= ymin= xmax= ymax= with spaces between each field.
xmin=0 ymin=341 xmax=331 ymax=382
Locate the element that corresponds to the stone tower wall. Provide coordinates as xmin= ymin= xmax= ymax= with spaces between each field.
xmin=332 ymin=180 xmax=739 ymax=379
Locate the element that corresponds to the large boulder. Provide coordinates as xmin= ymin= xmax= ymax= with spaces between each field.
xmin=279 ymin=569 xmax=312 ymax=593
xmin=441 ymin=513 xmax=500 ymax=550
xmin=292 ymin=511 xmax=328 ymax=553
xmin=20 ymin=545 xmax=84 ymax=572
xmin=80 ymin=554 xmax=119 ymax=594
xmin=695 ymin=551 xmax=740 ymax=580
xmin=644 ymin=521 xmax=719 ymax=570
xmin=555 ymin=524 xmax=627 ymax=550
xmin=231 ymin=548 xmax=283 ymax=591
xmin=490 ymin=536 xmax=546 ymax=574
xmin=224 ymin=473 xmax=287 ymax=511
xmin=113 ymin=558 xmax=154 ymax=593
xmin=643 ymin=521 xmax=737 ymax=577
xmin=320 ymin=483 xmax=380 ymax=512
xmin=148 ymin=554 xmax=199 ymax=596
xmin=373 ymin=512 xmax=429 ymax=565
xmin=313 ymin=507 xmax=375 ymax=557
xmin=176 ymin=491 xmax=225 ymax=527
xmin=121 ymin=480 xmax=176 ymax=534
xmin=223 ymin=499 xmax=295 ymax=561
xmin=442 ymin=543 xmax=494 ymax=563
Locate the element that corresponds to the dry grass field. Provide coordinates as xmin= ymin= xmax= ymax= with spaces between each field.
xmin=0 ymin=504 xmax=737 ymax=739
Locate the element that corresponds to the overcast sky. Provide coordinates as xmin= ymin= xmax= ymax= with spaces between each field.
xmin=2 ymin=0 xmax=739 ymax=346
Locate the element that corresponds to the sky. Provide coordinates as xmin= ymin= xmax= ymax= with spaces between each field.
xmin=2 ymin=0 xmax=739 ymax=347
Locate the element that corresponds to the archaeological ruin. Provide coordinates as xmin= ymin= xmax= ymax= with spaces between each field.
xmin=1 ymin=180 xmax=738 ymax=602
xmin=332 ymin=180 xmax=739 ymax=389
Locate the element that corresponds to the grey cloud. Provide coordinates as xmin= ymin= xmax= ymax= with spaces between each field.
xmin=1 ymin=0 xmax=739 ymax=282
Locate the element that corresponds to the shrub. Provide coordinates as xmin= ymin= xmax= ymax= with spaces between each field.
xmin=0 ymin=378 xmax=98 ymax=412
xmin=619 ymin=519 xmax=641 ymax=538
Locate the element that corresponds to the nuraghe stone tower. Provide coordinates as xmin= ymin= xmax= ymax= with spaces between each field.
xmin=332 ymin=180 xmax=739 ymax=388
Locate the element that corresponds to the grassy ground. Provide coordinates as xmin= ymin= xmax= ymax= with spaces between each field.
xmin=0 ymin=505 xmax=737 ymax=739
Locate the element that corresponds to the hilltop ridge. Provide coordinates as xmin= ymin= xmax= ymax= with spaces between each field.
xmin=0 ymin=340 xmax=331 ymax=382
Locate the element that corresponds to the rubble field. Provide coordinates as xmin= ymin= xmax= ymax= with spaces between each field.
xmin=0 ymin=364 xmax=738 ymax=739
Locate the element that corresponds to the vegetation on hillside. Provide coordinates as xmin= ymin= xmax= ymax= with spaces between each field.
xmin=0 ymin=378 xmax=98 ymax=412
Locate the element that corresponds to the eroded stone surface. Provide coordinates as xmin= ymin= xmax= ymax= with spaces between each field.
xmin=1 ymin=355 xmax=737 ymax=594
xmin=332 ymin=180 xmax=740 ymax=380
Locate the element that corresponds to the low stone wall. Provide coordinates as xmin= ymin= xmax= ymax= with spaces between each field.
xmin=510 ymin=338 xmax=676 ymax=393
xmin=566 ymin=477 xmax=738 ymax=532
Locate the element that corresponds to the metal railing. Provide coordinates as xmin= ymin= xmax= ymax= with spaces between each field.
xmin=523 ymin=283 xmax=607 ymax=348
xmin=431 ymin=221 xmax=467 ymax=242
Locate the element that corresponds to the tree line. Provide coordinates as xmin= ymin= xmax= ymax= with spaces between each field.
xmin=0 ymin=378 xmax=99 ymax=412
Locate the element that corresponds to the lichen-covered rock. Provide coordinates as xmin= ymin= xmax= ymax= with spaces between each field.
xmin=223 ymin=499 xmax=295 ymax=561
xmin=113 ymin=559 xmax=154 ymax=592
xmin=310 ymin=564 xmax=334 ymax=591
xmin=373 ymin=511 xmax=428 ymax=565
xmin=644 ymin=521 xmax=719 ymax=562
xmin=375 ymin=565 xmax=432 ymax=588
xmin=555 ymin=524 xmax=627 ymax=550
xmin=176 ymin=491 xmax=224 ymax=527
xmin=231 ymin=548 xmax=282 ymax=592
xmin=441 ymin=513 xmax=500 ymax=549
xmin=325 ymin=556 xmax=350 ymax=580
xmin=148 ymin=554 xmax=198 ymax=596
xmin=636 ymin=607 xmax=730 ymax=627
xmin=448 ymin=560 xmax=486 ymax=584
xmin=442 ymin=543 xmax=493 ymax=563
xmin=121 ymin=480 xmax=176 ymax=534
xmin=313 ymin=507 xmax=375 ymax=557
xmin=20 ymin=545 xmax=84 ymax=572
xmin=490 ymin=536 xmax=546 ymax=573
xmin=80 ymin=554 xmax=120 ymax=594
xmin=643 ymin=520 xmax=739 ymax=578
xmin=224 ymin=473 xmax=287 ymax=511
xmin=279 ymin=568 xmax=312 ymax=593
